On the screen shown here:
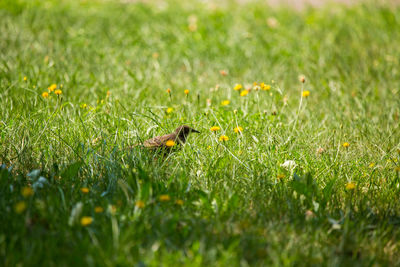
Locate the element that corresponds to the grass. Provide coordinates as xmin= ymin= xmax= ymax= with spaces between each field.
xmin=1 ymin=0 xmax=400 ymax=265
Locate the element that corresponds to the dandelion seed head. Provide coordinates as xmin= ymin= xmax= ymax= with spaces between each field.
xmin=281 ymin=160 xmax=297 ymax=170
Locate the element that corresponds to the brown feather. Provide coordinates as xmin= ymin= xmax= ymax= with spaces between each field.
xmin=139 ymin=125 xmax=200 ymax=150
xmin=143 ymin=133 xmax=177 ymax=148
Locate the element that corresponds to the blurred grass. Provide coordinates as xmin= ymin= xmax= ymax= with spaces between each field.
xmin=1 ymin=0 xmax=400 ymax=265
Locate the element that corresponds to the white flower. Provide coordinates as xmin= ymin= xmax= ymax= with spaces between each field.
xmin=281 ymin=160 xmax=297 ymax=171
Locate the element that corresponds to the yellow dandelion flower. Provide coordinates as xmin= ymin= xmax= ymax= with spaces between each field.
xmin=80 ymin=103 xmax=87 ymax=109
xmin=81 ymin=187 xmax=89 ymax=194
xmin=80 ymin=216 xmax=93 ymax=226
xmin=346 ymin=182 xmax=356 ymax=190
xmin=221 ymin=100 xmax=230 ymax=106
xmin=166 ymin=88 xmax=171 ymax=94
xmin=166 ymin=107 xmax=173 ymax=114
xmin=175 ymin=199 xmax=184 ymax=205
xmin=135 ymin=200 xmax=145 ymax=208
xmin=165 ymin=140 xmax=175 ymax=147
xmin=302 ymin=90 xmax=310 ymax=97
xmin=234 ymin=126 xmax=243 ymax=133
xmin=369 ymin=163 xmax=375 ymax=168
xmin=14 ymin=201 xmax=27 ymax=214
xmin=159 ymin=195 xmax=170 ymax=202
xmin=240 ymin=90 xmax=249 ymax=97
xmin=299 ymin=75 xmax=306 ymax=83
xmin=106 ymin=90 xmax=111 ymax=97
xmin=21 ymin=187 xmax=34 ymax=198
xmin=277 ymin=174 xmax=285 ymax=179
xmin=54 ymin=89 xmax=62 ymax=95
xmin=23 ymin=76 xmax=27 ymax=81
xmin=94 ymin=206 xmax=104 ymax=213
xmin=42 ymin=92 xmax=49 ymax=98
xmin=48 ymin=84 xmax=57 ymax=92
xmin=219 ymin=135 xmax=229 ymax=141
xmin=342 ymin=142 xmax=350 ymax=148
xmin=207 ymin=145 xmax=211 ymax=149
xmin=210 ymin=126 xmax=220 ymax=132
xmin=261 ymin=83 xmax=271 ymax=91
xmin=234 ymin=84 xmax=243 ymax=91
xmin=184 ymin=89 xmax=189 ymax=95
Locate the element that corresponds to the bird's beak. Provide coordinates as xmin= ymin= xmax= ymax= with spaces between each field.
xmin=191 ymin=128 xmax=200 ymax=133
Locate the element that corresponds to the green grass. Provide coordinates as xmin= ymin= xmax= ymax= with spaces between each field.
xmin=1 ymin=0 xmax=400 ymax=265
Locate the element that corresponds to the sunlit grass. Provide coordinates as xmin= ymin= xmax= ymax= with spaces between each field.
xmin=1 ymin=0 xmax=400 ymax=265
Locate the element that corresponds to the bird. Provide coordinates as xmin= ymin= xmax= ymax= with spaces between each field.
xmin=139 ymin=125 xmax=200 ymax=150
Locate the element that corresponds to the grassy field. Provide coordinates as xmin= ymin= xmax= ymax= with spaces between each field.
xmin=1 ymin=0 xmax=400 ymax=265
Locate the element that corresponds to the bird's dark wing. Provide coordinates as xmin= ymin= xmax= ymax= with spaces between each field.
xmin=143 ymin=133 xmax=176 ymax=148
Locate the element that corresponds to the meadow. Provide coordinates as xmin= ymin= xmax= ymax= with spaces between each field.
xmin=1 ymin=0 xmax=400 ymax=265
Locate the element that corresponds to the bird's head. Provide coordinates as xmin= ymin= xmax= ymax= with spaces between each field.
xmin=175 ymin=125 xmax=200 ymax=139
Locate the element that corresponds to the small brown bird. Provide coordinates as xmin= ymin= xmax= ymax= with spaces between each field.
xmin=141 ymin=125 xmax=200 ymax=150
